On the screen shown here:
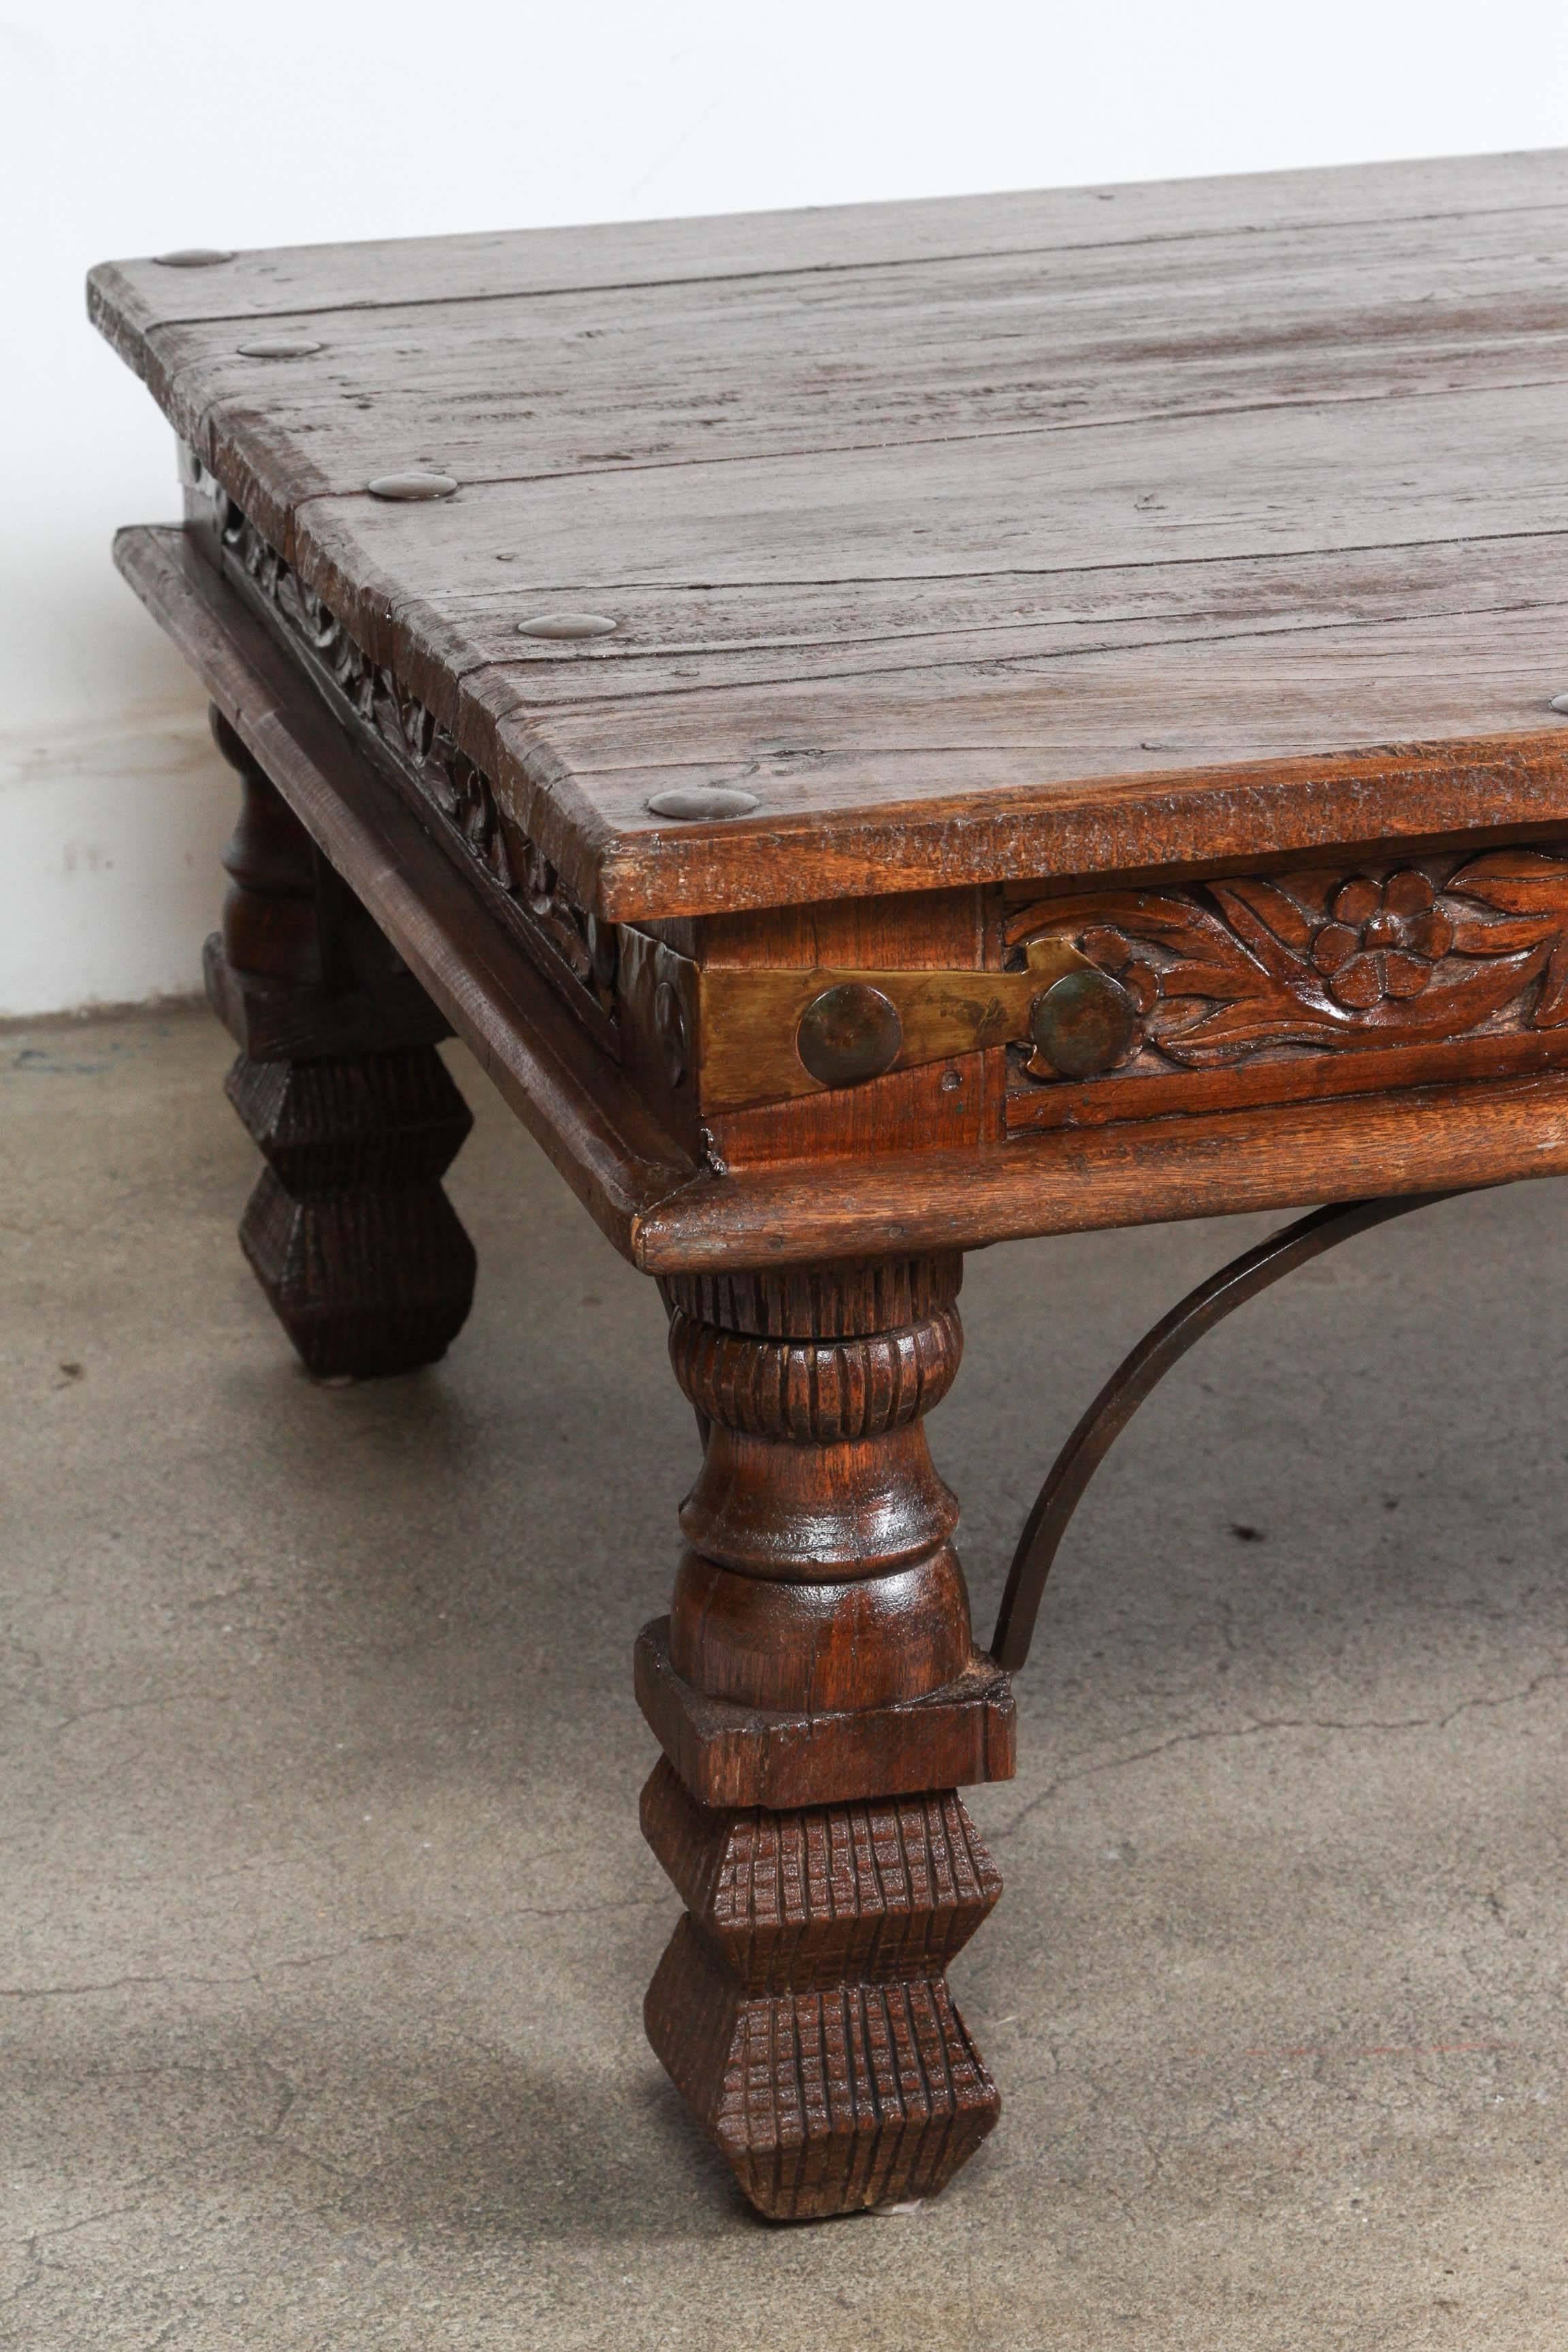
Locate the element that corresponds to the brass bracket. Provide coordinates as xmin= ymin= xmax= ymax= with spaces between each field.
xmin=693 ymin=938 xmax=1104 ymax=1111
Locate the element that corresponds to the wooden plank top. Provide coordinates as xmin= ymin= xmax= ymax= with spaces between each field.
xmin=91 ymin=151 xmax=1568 ymax=921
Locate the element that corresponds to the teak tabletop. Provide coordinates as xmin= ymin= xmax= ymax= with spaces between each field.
xmin=94 ymin=150 xmax=1568 ymax=2220
xmin=91 ymin=148 xmax=1568 ymax=921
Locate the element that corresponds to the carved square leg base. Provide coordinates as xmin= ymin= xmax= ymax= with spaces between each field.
xmin=641 ymin=1759 xmax=1002 ymax=2221
xmin=227 ymin=1049 xmax=476 ymax=1379
xmin=636 ymin=1615 xmax=1015 ymax=1810
xmin=238 ymin=1164 xmax=476 ymax=1379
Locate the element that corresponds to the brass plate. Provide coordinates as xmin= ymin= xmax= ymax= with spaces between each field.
xmin=697 ymin=939 xmax=1094 ymax=1111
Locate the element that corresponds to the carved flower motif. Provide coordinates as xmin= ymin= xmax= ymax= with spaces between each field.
xmin=1309 ymin=872 xmax=1454 ymax=1009
xmin=1079 ymin=925 xmax=1160 ymax=1013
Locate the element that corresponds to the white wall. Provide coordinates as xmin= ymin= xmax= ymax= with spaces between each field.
xmin=4 ymin=0 xmax=1568 ymax=1014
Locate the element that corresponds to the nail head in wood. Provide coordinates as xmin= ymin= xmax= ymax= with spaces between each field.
xmin=238 ymin=337 xmax=325 ymax=359
xmin=516 ymin=612 xmax=619 ymax=640
xmin=645 ymin=785 xmax=760 ymax=821
xmin=365 ymin=472 xmax=459 ymax=501
xmin=152 ymin=248 xmax=235 ymax=266
xmin=1029 ymin=967 xmax=1138 ymax=1078
xmin=1551 ymin=693 xmax=1568 ymax=715
xmin=796 ymin=981 xmax=904 ymax=1088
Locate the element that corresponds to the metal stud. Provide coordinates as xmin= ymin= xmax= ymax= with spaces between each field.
xmin=238 ymin=336 xmax=325 ymax=359
xmin=796 ymin=983 xmax=903 ymax=1089
xmin=517 ymin=612 xmax=619 ymax=640
xmin=153 ymin=248 xmax=235 ymax=266
xmin=645 ymin=785 xmax=759 ymax=821
xmin=1551 ymin=693 xmax=1568 ymax=715
xmin=1028 ymin=968 xmax=1137 ymax=1079
xmin=365 ymin=471 xmax=459 ymax=501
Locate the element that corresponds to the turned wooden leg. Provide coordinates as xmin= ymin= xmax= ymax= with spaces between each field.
xmin=206 ymin=708 xmax=476 ymax=1378
xmin=636 ymin=1255 xmax=1015 ymax=2220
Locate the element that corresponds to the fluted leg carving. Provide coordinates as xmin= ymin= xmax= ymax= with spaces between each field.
xmin=638 ymin=1255 xmax=1013 ymax=2220
xmin=206 ymin=707 xmax=475 ymax=1378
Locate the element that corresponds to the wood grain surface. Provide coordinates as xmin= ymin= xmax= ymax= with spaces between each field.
xmin=91 ymin=153 xmax=1568 ymax=919
xmin=108 ymin=529 xmax=1568 ymax=1266
xmin=106 ymin=166 xmax=1568 ymax=2230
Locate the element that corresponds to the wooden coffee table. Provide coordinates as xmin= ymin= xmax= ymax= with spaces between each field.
xmin=92 ymin=149 xmax=1568 ymax=2221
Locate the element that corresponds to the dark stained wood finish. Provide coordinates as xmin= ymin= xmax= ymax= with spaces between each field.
xmin=634 ymin=1622 xmax=1015 ymax=1812
xmin=207 ymin=709 xmax=476 ymax=1377
xmin=655 ymin=1255 xmax=984 ymax=1717
xmin=641 ymin=1758 xmax=1002 ymax=2219
xmin=97 ymin=159 xmax=1568 ymax=2225
xmin=639 ymin=1253 xmax=1009 ymax=2210
xmin=224 ymin=1045 xmax=476 ymax=1378
xmin=1002 ymin=846 xmax=1568 ymax=1130
xmin=638 ymin=1069 xmax=1568 ymax=1267
xmin=203 ymin=926 xmax=453 ymax=1064
xmin=90 ymin=153 xmax=1568 ymax=921
xmin=114 ymin=527 xmax=700 ymax=1260
xmin=118 ymin=532 xmax=1568 ymax=1270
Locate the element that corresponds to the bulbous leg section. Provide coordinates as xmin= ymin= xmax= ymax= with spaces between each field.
xmin=638 ymin=1254 xmax=1013 ymax=2219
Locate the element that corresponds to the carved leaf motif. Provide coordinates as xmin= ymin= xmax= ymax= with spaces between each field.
xmin=1165 ymin=945 xmax=1548 ymax=1062
xmin=1448 ymin=849 xmax=1568 ymax=1026
xmin=1541 ymin=949 xmax=1568 ymax=1030
xmin=1013 ymin=847 xmax=1568 ymax=1077
xmin=1447 ymin=849 xmax=1568 ymax=915
xmin=1018 ymin=890 xmax=1272 ymax=1004
xmin=1209 ymin=875 xmax=1319 ymax=962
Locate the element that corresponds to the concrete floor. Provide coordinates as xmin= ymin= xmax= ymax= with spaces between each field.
xmin=5 ymin=1005 xmax=1568 ymax=2349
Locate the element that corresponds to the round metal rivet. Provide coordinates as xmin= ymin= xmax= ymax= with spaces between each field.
xmin=796 ymin=983 xmax=903 ymax=1090
xmin=238 ymin=336 xmax=325 ymax=359
xmin=1029 ymin=968 xmax=1138 ymax=1079
xmin=645 ymin=786 xmax=760 ymax=821
xmin=653 ymin=979 xmax=688 ymax=1086
xmin=517 ymin=612 xmax=619 ymax=640
xmin=153 ymin=247 xmax=235 ymax=266
xmin=1551 ymin=693 xmax=1568 ymax=715
xmin=365 ymin=471 xmax=459 ymax=501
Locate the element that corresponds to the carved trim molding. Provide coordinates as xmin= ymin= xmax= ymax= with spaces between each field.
xmin=1009 ymin=850 xmax=1568 ymax=1086
xmin=193 ymin=470 xmax=615 ymax=1028
xmin=666 ymin=1301 xmax=964 ymax=1442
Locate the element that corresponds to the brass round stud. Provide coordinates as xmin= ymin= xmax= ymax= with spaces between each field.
xmin=645 ymin=785 xmax=759 ymax=821
xmin=517 ymin=612 xmax=619 ymax=640
xmin=238 ymin=336 xmax=325 ymax=359
xmin=796 ymin=982 xmax=903 ymax=1089
xmin=365 ymin=471 xmax=459 ymax=500
xmin=1028 ymin=968 xmax=1138 ymax=1078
